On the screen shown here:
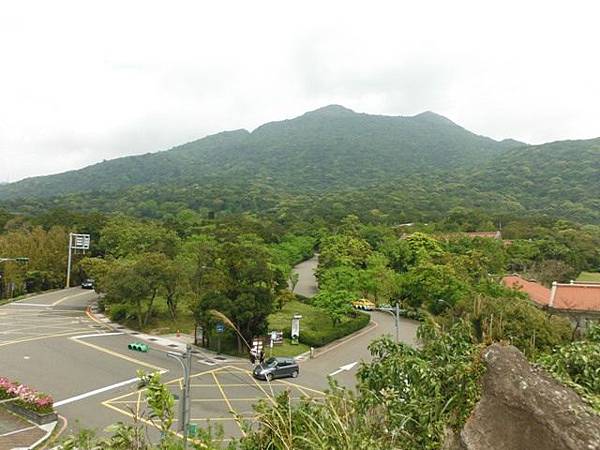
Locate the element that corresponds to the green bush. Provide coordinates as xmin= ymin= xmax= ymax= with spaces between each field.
xmin=107 ymin=303 xmax=136 ymax=322
xmin=298 ymin=312 xmax=370 ymax=347
xmin=398 ymin=308 xmax=424 ymax=321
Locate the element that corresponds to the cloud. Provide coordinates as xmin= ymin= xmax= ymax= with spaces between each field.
xmin=0 ymin=0 xmax=599 ymax=181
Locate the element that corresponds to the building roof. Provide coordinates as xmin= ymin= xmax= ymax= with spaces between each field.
xmin=552 ymin=283 xmax=600 ymax=312
xmin=502 ymin=274 xmax=600 ymax=312
xmin=502 ymin=275 xmax=550 ymax=306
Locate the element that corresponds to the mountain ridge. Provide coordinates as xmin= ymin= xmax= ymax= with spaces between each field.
xmin=0 ymin=105 xmax=597 ymax=224
xmin=0 ymin=106 xmax=524 ymax=200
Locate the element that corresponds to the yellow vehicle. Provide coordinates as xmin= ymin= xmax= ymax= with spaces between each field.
xmin=351 ymin=299 xmax=376 ymax=311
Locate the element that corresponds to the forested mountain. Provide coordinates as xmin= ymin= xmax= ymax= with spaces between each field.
xmin=469 ymin=138 xmax=600 ymax=220
xmin=0 ymin=105 xmax=521 ymax=200
xmin=0 ymin=105 xmax=598 ymax=224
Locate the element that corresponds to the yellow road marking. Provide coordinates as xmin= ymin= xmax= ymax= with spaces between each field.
xmin=276 ymin=379 xmax=324 ymax=396
xmin=246 ymin=371 xmax=277 ymax=405
xmin=0 ymin=329 xmax=94 ymax=347
xmin=136 ymin=390 xmax=142 ymax=417
xmin=191 ymin=397 xmax=304 ymax=402
xmin=85 ymin=307 xmax=112 ymax=330
xmin=102 ymin=364 xmax=321 ymax=440
xmin=0 ymin=323 xmax=90 ymax=334
xmin=71 ymin=337 xmax=167 ymax=372
xmin=102 ymin=400 xmax=175 ymax=433
xmin=212 ymin=372 xmax=246 ymax=436
xmin=51 ymin=291 xmax=92 ymax=307
xmin=190 ymin=417 xmax=254 ymax=421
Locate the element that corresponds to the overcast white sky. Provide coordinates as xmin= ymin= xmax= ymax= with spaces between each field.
xmin=1 ymin=1 xmax=599 ymax=182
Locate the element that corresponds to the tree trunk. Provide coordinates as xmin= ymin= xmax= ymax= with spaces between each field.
xmin=136 ymin=299 xmax=143 ymax=329
xmin=166 ymin=289 xmax=177 ymax=320
xmin=143 ymin=290 xmax=157 ymax=326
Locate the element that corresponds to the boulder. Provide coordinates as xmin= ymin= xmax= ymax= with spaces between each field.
xmin=449 ymin=343 xmax=600 ymax=450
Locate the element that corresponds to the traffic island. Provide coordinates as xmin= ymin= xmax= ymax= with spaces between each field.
xmin=0 ymin=405 xmax=54 ymax=449
xmin=3 ymin=400 xmax=57 ymax=425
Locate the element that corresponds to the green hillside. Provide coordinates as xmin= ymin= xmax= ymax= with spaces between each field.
xmin=0 ymin=105 xmax=518 ymax=200
xmin=0 ymin=105 xmax=598 ymax=224
xmin=469 ymin=138 xmax=600 ymax=221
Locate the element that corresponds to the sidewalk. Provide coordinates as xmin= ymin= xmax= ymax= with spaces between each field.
xmin=0 ymin=406 xmax=55 ymax=450
xmin=86 ymin=304 xmax=246 ymax=366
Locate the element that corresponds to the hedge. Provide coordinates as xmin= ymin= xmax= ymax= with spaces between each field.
xmin=295 ymin=312 xmax=370 ymax=347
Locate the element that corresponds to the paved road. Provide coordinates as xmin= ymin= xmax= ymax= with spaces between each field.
xmin=290 ymin=254 xmax=419 ymax=388
xmin=301 ymin=311 xmax=419 ymax=389
xmin=0 ymin=289 xmax=331 ymax=440
xmin=1 ymin=282 xmax=418 ymax=440
xmin=292 ymin=254 xmax=319 ymax=298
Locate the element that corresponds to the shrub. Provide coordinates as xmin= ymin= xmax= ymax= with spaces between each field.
xmin=107 ymin=303 xmax=137 ymax=322
xmin=537 ymin=329 xmax=600 ymax=411
xmin=298 ymin=313 xmax=370 ymax=347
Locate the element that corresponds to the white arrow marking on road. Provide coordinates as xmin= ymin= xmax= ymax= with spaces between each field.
xmin=328 ymin=362 xmax=358 ymax=377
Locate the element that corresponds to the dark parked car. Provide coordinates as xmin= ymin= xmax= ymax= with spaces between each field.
xmin=253 ymin=357 xmax=299 ymax=381
xmin=81 ymin=278 xmax=95 ymax=289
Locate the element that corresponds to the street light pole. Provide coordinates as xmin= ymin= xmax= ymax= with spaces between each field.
xmin=168 ymin=344 xmax=192 ymax=449
xmin=378 ymin=304 xmax=401 ymax=343
xmin=395 ymin=302 xmax=399 ymax=343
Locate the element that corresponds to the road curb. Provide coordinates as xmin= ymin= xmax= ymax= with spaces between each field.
xmin=85 ymin=303 xmax=245 ymax=364
xmin=307 ymin=318 xmax=378 ymax=360
xmin=25 ymin=420 xmax=56 ymax=450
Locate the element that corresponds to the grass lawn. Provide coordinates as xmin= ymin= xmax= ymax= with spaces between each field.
xmin=577 ymin=272 xmax=600 ymax=282
xmin=269 ymin=300 xmax=337 ymax=336
xmin=106 ymin=298 xmax=362 ymax=358
xmin=268 ymin=339 xmax=310 ymax=357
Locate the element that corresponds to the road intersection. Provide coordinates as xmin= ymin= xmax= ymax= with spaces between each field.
xmin=0 ymin=288 xmax=418 ymax=440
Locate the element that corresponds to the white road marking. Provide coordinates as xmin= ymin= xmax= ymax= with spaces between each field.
xmin=7 ymin=303 xmax=50 ymax=307
xmin=0 ymin=425 xmax=37 ymax=437
xmin=328 ymin=362 xmax=358 ymax=377
xmin=71 ymin=332 xmax=124 ymax=339
xmin=54 ymin=377 xmax=140 ymax=407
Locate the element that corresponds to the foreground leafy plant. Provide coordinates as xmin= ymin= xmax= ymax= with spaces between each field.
xmin=240 ymin=319 xmax=485 ymax=450
xmin=537 ymin=324 xmax=600 ymax=412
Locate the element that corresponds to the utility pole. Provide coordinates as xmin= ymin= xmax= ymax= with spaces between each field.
xmin=66 ymin=233 xmax=73 ymax=288
xmin=168 ymin=344 xmax=192 ymax=449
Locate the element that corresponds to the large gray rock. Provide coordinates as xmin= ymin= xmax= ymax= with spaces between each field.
xmin=452 ymin=344 xmax=600 ymax=450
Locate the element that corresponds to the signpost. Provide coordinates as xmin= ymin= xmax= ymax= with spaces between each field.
xmin=66 ymin=233 xmax=90 ymax=288
xmin=216 ymin=322 xmax=224 ymax=353
xmin=167 ymin=345 xmax=192 ymax=450
xmin=291 ymin=314 xmax=302 ymax=345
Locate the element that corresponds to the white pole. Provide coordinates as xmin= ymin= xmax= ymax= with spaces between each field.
xmin=66 ymin=233 xmax=73 ymax=288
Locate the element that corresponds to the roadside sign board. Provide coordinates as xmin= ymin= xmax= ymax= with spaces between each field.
xmin=216 ymin=323 xmax=225 ymax=333
xmin=270 ymin=330 xmax=284 ymax=345
xmin=71 ymin=233 xmax=91 ymax=250
xmin=251 ymin=337 xmax=264 ymax=355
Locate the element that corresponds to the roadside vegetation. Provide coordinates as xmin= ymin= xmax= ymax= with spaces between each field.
xmin=1 ymin=203 xmax=600 ymax=448
xmin=62 ymin=319 xmax=600 ymax=449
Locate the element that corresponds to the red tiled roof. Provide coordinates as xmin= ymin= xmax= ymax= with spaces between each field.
xmin=502 ymin=275 xmax=600 ymax=312
xmin=502 ymin=275 xmax=550 ymax=306
xmin=553 ymin=284 xmax=600 ymax=312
